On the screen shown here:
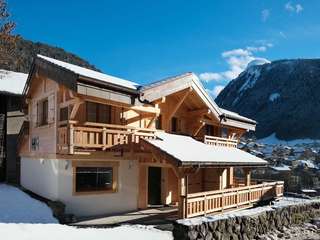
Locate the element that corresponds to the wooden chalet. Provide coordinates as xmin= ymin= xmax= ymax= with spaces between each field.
xmin=18 ymin=55 xmax=284 ymax=218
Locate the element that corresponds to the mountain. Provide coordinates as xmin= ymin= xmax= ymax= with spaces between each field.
xmin=0 ymin=36 xmax=100 ymax=74
xmin=216 ymin=59 xmax=320 ymax=140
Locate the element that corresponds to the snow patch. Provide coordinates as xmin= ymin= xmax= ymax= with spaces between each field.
xmin=0 ymin=69 xmax=28 ymax=95
xmin=269 ymin=93 xmax=280 ymax=102
xmin=247 ymin=58 xmax=270 ymax=68
xmin=0 ymin=224 xmax=172 ymax=240
xmin=238 ymin=67 xmax=261 ymax=94
xmin=0 ymin=184 xmax=57 ymax=223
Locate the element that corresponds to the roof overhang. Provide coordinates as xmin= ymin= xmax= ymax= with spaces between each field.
xmin=141 ymin=132 xmax=268 ymax=168
xmin=141 ymin=73 xmax=256 ymax=131
xmin=23 ymin=57 xmax=139 ymax=105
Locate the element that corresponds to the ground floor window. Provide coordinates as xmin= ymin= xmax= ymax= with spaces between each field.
xmin=73 ymin=162 xmax=118 ymax=194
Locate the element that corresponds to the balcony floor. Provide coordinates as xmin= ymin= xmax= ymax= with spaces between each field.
xmin=72 ymin=206 xmax=178 ymax=228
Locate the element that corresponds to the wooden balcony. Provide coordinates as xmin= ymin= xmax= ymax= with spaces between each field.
xmin=57 ymin=121 xmax=157 ymax=154
xmin=203 ymin=135 xmax=238 ymax=148
xmin=185 ymin=179 xmax=284 ymax=218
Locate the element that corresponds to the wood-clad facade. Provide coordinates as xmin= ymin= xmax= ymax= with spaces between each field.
xmin=19 ymin=56 xmax=283 ymax=218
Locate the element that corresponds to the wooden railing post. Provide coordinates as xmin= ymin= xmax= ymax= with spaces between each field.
xmin=102 ymin=127 xmax=107 ymax=150
xmin=68 ymin=123 xmax=74 ymax=154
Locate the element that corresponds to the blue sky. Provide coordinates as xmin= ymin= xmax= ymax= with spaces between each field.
xmin=8 ymin=0 xmax=320 ymax=97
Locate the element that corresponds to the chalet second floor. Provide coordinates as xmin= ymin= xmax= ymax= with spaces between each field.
xmin=18 ymin=55 xmax=257 ymax=158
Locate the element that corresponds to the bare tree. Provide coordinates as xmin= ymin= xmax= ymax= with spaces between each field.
xmin=0 ymin=0 xmax=18 ymax=65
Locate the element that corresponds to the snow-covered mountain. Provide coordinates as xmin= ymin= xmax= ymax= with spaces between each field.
xmin=216 ymin=59 xmax=320 ymax=140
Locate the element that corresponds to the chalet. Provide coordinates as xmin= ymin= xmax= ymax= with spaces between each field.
xmin=19 ymin=55 xmax=284 ymax=218
xmin=0 ymin=69 xmax=28 ymax=183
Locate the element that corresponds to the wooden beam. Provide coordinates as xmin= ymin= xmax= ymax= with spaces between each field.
xmin=154 ymin=96 xmax=166 ymax=104
xmin=167 ymin=88 xmax=192 ymax=121
xmin=130 ymin=105 xmax=160 ymax=115
xmin=193 ymin=121 xmax=205 ymax=137
xmin=70 ymin=99 xmax=84 ymax=119
xmin=183 ymin=108 xmax=210 ymax=118
xmin=146 ymin=116 xmax=156 ymax=128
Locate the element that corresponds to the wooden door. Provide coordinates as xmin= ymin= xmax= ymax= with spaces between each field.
xmin=148 ymin=167 xmax=162 ymax=205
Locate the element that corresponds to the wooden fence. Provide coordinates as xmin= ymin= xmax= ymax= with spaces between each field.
xmin=185 ymin=180 xmax=284 ymax=218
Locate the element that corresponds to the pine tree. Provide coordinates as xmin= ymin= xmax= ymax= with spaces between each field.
xmin=0 ymin=0 xmax=18 ymax=65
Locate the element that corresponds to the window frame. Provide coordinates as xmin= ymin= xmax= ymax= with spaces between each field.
xmin=72 ymin=161 xmax=119 ymax=195
xmin=37 ymin=98 xmax=49 ymax=127
xmin=86 ymin=101 xmax=112 ymax=124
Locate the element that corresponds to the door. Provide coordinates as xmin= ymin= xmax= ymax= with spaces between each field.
xmin=148 ymin=167 xmax=162 ymax=205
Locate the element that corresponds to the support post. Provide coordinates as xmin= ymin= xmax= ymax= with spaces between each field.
xmin=244 ymin=168 xmax=251 ymax=186
xmin=68 ymin=123 xmax=74 ymax=154
xmin=178 ymin=174 xmax=188 ymax=219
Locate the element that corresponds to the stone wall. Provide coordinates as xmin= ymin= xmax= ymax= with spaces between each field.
xmin=173 ymin=201 xmax=320 ymax=240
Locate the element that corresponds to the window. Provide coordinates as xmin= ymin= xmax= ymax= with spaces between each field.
xmin=205 ymin=124 xmax=214 ymax=136
xmin=171 ymin=117 xmax=178 ymax=132
xmin=221 ymin=127 xmax=228 ymax=138
xmin=38 ymin=98 xmax=48 ymax=126
xmin=75 ymin=166 xmax=114 ymax=193
xmin=155 ymin=115 xmax=162 ymax=130
xmin=86 ymin=102 xmax=111 ymax=123
xmin=60 ymin=107 xmax=69 ymax=121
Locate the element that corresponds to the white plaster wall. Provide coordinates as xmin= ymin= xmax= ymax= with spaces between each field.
xmin=21 ymin=158 xmax=139 ymax=217
xmin=20 ymin=157 xmax=59 ymax=200
xmin=58 ymin=159 xmax=139 ymax=217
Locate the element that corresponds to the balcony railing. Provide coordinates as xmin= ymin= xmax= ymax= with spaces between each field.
xmin=203 ymin=135 xmax=238 ymax=148
xmin=57 ymin=121 xmax=157 ymax=154
xmin=185 ymin=180 xmax=284 ymax=218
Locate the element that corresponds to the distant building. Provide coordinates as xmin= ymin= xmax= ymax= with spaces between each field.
xmin=0 ymin=69 xmax=28 ymax=183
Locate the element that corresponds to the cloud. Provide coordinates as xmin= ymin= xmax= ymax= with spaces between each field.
xmin=279 ymin=31 xmax=287 ymax=39
xmin=285 ymin=2 xmax=303 ymax=13
xmin=198 ymin=43 xmax=272 ymax=83
xmin=207 ymin=85 xmax=225 ymax=99
xmin=261 ymin=9 xmax=270 ymax=22
xmin=199 ymin=72 xmax=223 ymax=82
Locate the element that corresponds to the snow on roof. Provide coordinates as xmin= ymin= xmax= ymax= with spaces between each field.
xmin=301 ymin=189 xmax=317 ymax=193
xmin=145 ymin=132 xmax=267 ymax=165
xmin=142 ymin=72 xmax=194 ymax=90
xmin=220 ymin=107 xmax=256 ymax=124
xmin=0 ymin=69 xmax=28 ymax=95
xmin=269 ymin=164 xmax=291 ymax=171
xmin=37 ymin=55 xmax=139 ymax=90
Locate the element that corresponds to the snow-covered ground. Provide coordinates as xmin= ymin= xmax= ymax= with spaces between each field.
xmin=0 ymin=224 xmax=172 ymax=240
xmin=0 ymin=184 xmax=173 ymax=240
xmin=0 ymin=184 xmax=57 ymax=223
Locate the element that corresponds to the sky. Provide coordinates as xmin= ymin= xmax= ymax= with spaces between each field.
xmin=7 ymin=0 xmax=320 ymax=98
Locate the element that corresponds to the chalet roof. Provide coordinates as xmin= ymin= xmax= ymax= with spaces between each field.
xmin=144 ymin=132 xmax=267 ymax=167
xmin=220 ymin=108 xmax=256 ymax=124
xmin=0 ymin=69 xmax=28 ymax=95
xmin=141 ymin=72 xmax=256 ymax=128
xmin=141 ymin=72 xmax=222 ymax=118
xmin=37 ymin=55 xmax=139 ymax=90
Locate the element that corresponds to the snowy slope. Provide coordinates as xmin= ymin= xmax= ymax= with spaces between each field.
xmin=0 ymin=69 xmax=28 ymax=95
xmin=0 ymin=184 xmax=57 ymax=223
xmin=0 ymin=224 xmax=172 ymax=240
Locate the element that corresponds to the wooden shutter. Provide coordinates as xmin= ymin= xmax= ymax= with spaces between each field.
xmin=31 ymin=100 xmax=38 ymax=127
xmin=48 ymin=94 xmax=55 ymax=123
